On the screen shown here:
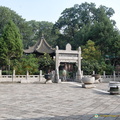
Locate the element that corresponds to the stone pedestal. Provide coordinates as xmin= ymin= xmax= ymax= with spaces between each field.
xmin=45 ymin=80 xmax=52 ymax=84
xmin=82 ymin=84 xmax=96 ymax=88
xmin=57 ymin=79 xmax=61 ymax=83
xmin=76 ymin=69 xmax=82 ymax=82
xmin=55 ymin=68 xmax=61 ymax=83
xmin=20 ymin=80 xmax=29 ymax=83
xmin=109 ymin=81 xmax=120 ymax=95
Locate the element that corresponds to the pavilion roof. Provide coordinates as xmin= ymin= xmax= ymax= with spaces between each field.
xmin=24 ymin=37 xmax=55 ymax=54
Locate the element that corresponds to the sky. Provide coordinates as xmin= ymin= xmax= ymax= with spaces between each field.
xmin=0 ymin=0 xmax=120 ymax=29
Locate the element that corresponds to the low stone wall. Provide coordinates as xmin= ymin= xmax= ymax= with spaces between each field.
xmin=0 ymin=75 xmax=46 ymax=83
xmin=0 ymin=70 xmax=120 ymax=83
xmin=101 ymin=78 xmax=119 ymax=83
xmin=101 ymin=76 xmax=120 ymax=83
xmin=83 ymin=75 xmax=120 ymax=83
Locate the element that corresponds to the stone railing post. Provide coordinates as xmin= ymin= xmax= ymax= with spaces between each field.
xmin=26 ymin=71 xmax=29 ymax=80
xmin=12 ymin=69 xmax=15 ymax=82
xmin=0 ymin=70 xmax=2 ymax=82
xmin=113 ymin=71 xmax=116 ymax=81
xmin=103 ymin=71 xmax=106 ymax=78
xmin=39 ymin=70 xmax=42 ymax=81
xmin=0 ymin=70 xmax=2 ymax=76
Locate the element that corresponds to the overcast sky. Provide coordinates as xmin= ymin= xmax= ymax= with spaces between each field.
xmin=0 ymin=0 xmax=120 ymax=29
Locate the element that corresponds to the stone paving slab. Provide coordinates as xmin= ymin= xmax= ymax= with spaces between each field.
xmin=0 ymin=82 xmax=120 ymax=120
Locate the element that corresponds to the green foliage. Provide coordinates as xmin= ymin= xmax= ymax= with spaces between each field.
xmin=81 ymin=59 xmax=114 ymax=75
xmin=52 ymin=2 xmax=120 ymax=68
xmin=81 ymin=40 xmax=101 ymax=61
xmin=27 ymin=20 xmax=58 ymax=48
xmin=39 ymin=53 xmax=55 ymax=73
xmin=0 ymin=20 xmax=23 ymax=66
xmin=11 ymin=54 xmax=39 ymax=75
xmin=81 ymin=40 xmax=114 ymax=74
xmin=53 ymin=2 xmax=120 ymax=62
xmin=0 ymin=4 xmax=119 ymax=74
xmin=0 ymin=6 xmax=33 ymax=49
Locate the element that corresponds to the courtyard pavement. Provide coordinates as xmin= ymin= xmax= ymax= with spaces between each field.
xmin=0 ymin=82 xmax=120 ymax=120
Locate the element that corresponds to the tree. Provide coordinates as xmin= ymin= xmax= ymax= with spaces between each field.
xmin=81 ymin=40 xmax=114 ymax=74
xmin=81 ymin=40 xmax=101 ymax=61
xmin=39 ymin=53 xmax=55 ymax=73
xmin=11 ymin=54 xmax=39 ymax=75
xmin=52 ymin=2 xmax=118 ymax=49
xmin=27 ymin=20 xmax=58 ymax=48
xmin=53 ymin=2 xmax=120 ymax=66
xmin=0 ymin=20 xmax=23 ymax=67
xmin=0 ymin=6 xmax=33 ymax=49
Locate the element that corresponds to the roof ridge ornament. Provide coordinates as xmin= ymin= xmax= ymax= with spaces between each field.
xmin=41 ymin=33 xmax=44 ymax=39
xmin=66 ymin=43 xmax=71 ymax=51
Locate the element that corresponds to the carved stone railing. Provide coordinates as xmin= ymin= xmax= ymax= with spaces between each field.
xmin=0 ymin=70 xmax=46 ymax=83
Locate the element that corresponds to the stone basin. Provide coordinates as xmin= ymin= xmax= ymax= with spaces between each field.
xmin=82 ymin=77 xmax=95 ymax=84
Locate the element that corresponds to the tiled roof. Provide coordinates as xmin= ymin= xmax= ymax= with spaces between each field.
xmin=24 ymin=37 xmax=55 ymax=54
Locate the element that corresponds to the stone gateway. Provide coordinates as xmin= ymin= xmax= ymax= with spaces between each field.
xmin=55 ymin=43 xmax=82 ymax=83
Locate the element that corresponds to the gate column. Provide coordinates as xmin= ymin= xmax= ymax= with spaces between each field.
xmin=55 ymin=46 xmax=60 ymax=83
xmin=76 ymin=47 xmax=82 ymax=82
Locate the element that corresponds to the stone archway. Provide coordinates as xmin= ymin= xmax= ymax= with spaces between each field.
xmin=55 ymin=43 xmax=82 ymax=83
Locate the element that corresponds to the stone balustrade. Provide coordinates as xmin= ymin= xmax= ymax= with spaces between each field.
xmin=0 ymin=70 xmax=120 ymax=83
xmin=0 ymin=70 xmax=46 ymax=83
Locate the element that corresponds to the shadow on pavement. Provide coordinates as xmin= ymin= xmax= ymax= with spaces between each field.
xmin=92 ymin=89 xmax=110 ymax=96
xmin=6 ymin=112 xmax=120 ymax=120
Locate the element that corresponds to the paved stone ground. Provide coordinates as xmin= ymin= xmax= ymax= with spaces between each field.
xmin=0 ymin=82 xmax=120 ymax=120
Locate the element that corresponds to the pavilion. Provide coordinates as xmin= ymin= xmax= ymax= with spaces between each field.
xmin=24 ymin=36 xmax=55 ymax=55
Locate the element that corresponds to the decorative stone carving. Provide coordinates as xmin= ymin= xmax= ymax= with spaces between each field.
xmin=66 ymin=43 xmax=71 ymax=51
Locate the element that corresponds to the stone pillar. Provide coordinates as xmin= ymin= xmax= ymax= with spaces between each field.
xmin=76 ymin=47 xmax=82 ymax=82
xmin=55 ymin=46 xmax=60 ymax=83
xmin=39 ymin=70 xmax=42 ymax=81
xmin=103 ymin=71 xmax=106 ymax=78
xmin=12 ymin=69 xmax=15 ymax=82
xmin=93 ymin=71 xmax=95 ymax=75
xmin=13 ymin=69 xmax=15 ymax=76
xmin=0 ymin=70 xmax=2 ymax=76
xmin=26 ymin=70 xmax=29 ymax=80
xmin=0 ymin=70 xmax=2 ymax=82
xmin=113 ymin=71 xmax=116 ymax=81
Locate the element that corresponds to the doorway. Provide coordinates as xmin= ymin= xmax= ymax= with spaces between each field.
xmin=59 ymin=63 xmax=77 ymax=81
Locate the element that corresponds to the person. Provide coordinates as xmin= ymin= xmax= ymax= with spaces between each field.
xmin=62 ymin=68 xmax=67 ymax=81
